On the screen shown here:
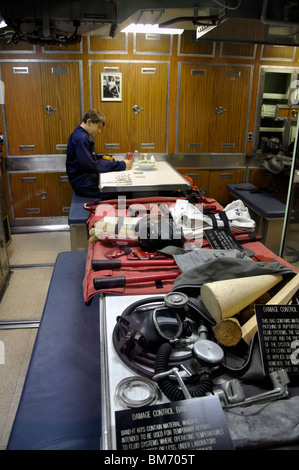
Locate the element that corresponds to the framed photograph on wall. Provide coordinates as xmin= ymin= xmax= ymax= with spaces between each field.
xmin=101 ymin=73 xmax=122 ymax=101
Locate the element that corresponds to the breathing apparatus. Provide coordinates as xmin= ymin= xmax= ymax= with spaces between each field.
xmin=113 ymin=292 xmax=225 ymax=402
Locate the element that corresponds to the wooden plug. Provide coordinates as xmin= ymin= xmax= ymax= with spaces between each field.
xmin=213 ymin=317 xmax=242 ymax=347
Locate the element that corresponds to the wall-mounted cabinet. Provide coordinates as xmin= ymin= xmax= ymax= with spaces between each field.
xmin=0 ymin=61 xmax=82 ymax=223
xmin=247 ymin=168 xmax=274 ymax=188
xmin=176 ymin=63 xmax=252 ymax=154
xmin=0 ymin=61 xmax=83 ymax=156
xmin=176 ymin=168 xmax=210 ymax=194
xmin=207 ymin=169 xmax=245 ymax=203
xmin=177 ymin=168 xmax=245 ymax=205
xmin=90 ymin=61 xmax=169 ymax=154
xmin=253 ymin=68 xmax=299 ymax=155
xmin=9 ymin=172 xmax=73 ymax=218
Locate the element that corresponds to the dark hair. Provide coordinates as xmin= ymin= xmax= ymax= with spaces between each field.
xmin=82 ymin=108 xmax=106 ymax=126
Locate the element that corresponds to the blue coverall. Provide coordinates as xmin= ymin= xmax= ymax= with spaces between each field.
xmin=66 ymin=125 xmax=126 ymax=198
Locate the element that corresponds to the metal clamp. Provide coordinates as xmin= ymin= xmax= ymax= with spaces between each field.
xmin=214 ymin=369 xmax=290 ymax=408
xmin=153 ymin=367 xmax=192 ymax=399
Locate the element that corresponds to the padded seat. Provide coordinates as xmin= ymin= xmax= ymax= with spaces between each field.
xmin=227 ymin=183 xmax=286 ymax=219
xmin=7 ymin=251 xmax=101 ymax=450
xmin=68 ymin=193 xmax=94 ymax=251
xmin=227 ymin=183 xmax=287 ymax=255
xmin=68 ymin=193 xmax=94 ymax=225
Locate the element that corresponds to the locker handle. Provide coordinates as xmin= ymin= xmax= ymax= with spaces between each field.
xmin=37 ymin=191 xmax=48 ymax=199
xmin=26 ymin=208 xmax=40 ymax=214
xmin=20 ymin=145 xmax=35 ymax=151
xmin=185 ymin=173 xmax=199 ymax=179
xmin=22 ymin=177 xmax=37 ymax=183
xmin=216 ymin=106 xmax=227 ymax=114
xmin=141 ymin=143 xmax=155 ymax=149
xmin=219 ymin=173 xmax=233 ymax=179
xmin=60 ymin=175 xmax=69 ymax=182
xmin=45 ymin=105 xmax=57 ymax=115
xmin=132 ymin=105 xmax=143 ymax=114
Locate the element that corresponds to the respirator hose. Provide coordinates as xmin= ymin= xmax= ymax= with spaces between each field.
xmin=154 ymin=342 xmax=213 ymax=402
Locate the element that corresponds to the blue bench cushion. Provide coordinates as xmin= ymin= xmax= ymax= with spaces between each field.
xmin=7 ymin=251 xmax=101 ymax=450
xmin=68 ymin=193 xmax=95 ymax=225
xmin=227 ymin=183 xmax=286 ymax=219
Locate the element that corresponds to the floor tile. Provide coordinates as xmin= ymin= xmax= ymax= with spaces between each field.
xmin=0 ymin=230 xmax=69 ymax=449
xmin=0 ymin=268 xmax=53 ymax=321
xmin=7 ymin=232 xmax=71 ymax=266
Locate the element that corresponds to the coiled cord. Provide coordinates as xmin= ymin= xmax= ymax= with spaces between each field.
xmin=154 ymin=342 xmax=214 ymax=402
xmin=115 ymin=376 xmax=160 ymax=408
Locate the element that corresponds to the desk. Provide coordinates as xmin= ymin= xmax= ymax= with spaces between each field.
xmin=99 ymin=161 xmax=190 ymax=195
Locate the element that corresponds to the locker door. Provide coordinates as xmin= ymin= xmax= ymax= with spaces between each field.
xmin=212 ymin=66 xmax=252 ymax=153
xmin=129 ymin=63 xmax=168 ymax=153
xmin=177 ymin=64 xmax=251 ymax=154
xmin=177 ymin=64 xmax=214 ymax=153
xmin=1 ymin=63 xmax=45 ymax=155
xmin=40 ymin=62 xmax=82 ymax=154
xmin=90 ymin=62 xmax=169 ymax=154
xmin=90 ymin=62 xmax=131 ymax=154
xmin=10 ymin=172 xmax=73 ymax=217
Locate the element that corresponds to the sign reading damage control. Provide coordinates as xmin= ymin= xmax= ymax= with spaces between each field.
xmin=115 ymin=395 xmax=234 ymax=451
xmin=256 ymin=304 xmax=299 ymax=376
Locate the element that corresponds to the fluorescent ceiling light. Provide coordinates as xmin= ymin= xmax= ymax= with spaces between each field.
xmin=121 ymin=23 xmax=183 ymax=35
xmin=196 ymin=24 xmax=217 ymax=39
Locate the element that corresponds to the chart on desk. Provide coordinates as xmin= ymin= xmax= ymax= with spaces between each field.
xmin=99 ymin=162 xmax=190 ymax=191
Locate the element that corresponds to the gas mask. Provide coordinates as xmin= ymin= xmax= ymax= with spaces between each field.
xmin=113 ymin=293 xmax=224 ymax=402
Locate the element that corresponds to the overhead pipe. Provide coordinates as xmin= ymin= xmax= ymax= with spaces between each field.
xmin=159 ymin=15 xmax=221 ymax=28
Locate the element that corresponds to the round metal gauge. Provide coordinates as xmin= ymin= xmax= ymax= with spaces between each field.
xmin=193 ymin=339 xmax=224 ymax=365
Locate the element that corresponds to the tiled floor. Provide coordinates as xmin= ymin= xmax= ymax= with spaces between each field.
xmin=0 ymin=231 xmax=71 ymax=450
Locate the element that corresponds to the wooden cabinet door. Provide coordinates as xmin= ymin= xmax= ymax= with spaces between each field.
xmin=40 ymin=62 xmax=82 ymax=154
xmin=207 ymin=169 xmax=244 ymax=204
xmin=1 ymin=63 xmax=45 ymax=155
xmin=90 ymin=62 xmax=169 ymax=154
xmin=177 ymin=168 xmax=209 ymax=194
xmin=129 ymin=63 xmax=168 ymax=153
xmin=247 ymin=169 xmax=274 ymax=188
xmin=10 ymin=172 xmax=72 ymax=218
xmin=177 ymin=64 xmax=213 ymax=154
xmin=1 ymin=61 xmax=82 ymax=156
xmin=91 ymin=62 xmax=131 ymax=154
xmin=212 ymin=66 xmax=252 ymax=153
xmin=177 ymin=64 xmax=252 ymax=154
